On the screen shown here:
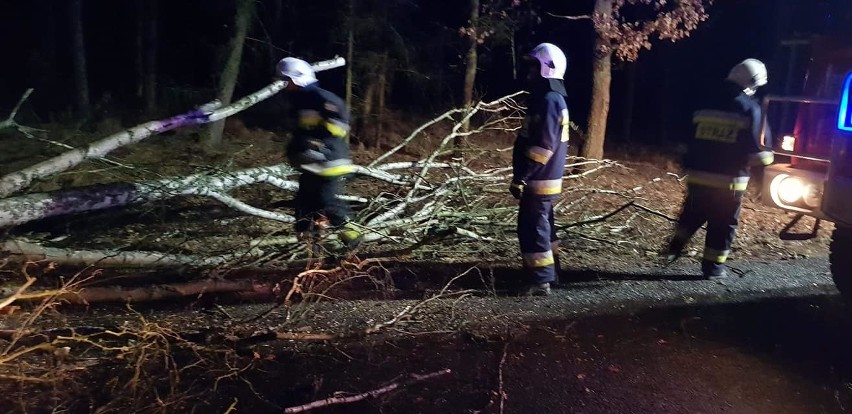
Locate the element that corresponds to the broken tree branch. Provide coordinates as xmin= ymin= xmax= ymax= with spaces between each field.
xmin=0 ymin=276 xmax=35 ymax=311
xmin=0 ymin=88 xmax=45 ymax=138
xmin=282 ymin=368 xmax=452 ymax=413
xmin=547 ymin=12 xmax=593 ymax=20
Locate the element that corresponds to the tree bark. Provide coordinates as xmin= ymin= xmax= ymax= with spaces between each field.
xmin=9 ymin=279 xmax=273 ymax=305
xmin=204 ymin=0 xmax=254 ymax=150
xmin=69 ymin=0 xmax=90 ymax=118
xmin=0 ymin=160 xmax=411 ymax=228
xmin=462 ymin=0 xmax=479 ymax=108
xmin=1 ymin=239 xmax=251 ymax=269
xmin=581 ymin=0 xmax=613 ymax=161
xmin=0 ymin=163 xmax=299 ymax=228
xmin=459 ymin=0 xmax=480 ymax=141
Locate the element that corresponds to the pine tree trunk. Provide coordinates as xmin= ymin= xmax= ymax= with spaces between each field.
xmin=510 ymin=28 xmax=517 ymax=80
xmin=345 ymin=0 xmax=355 ymax=110
xmin=142 ymin=0 xmax=158 ymax=114
xmin=135 ymin=0 xmax=144 ymax=100
xmin=581 ymin=0 xmax=612 ymax=161
xmin=27 ymin=0 xmax=57 ymax=102
xmin=204 ymin=0 xmax=254 ymax=150
xmin=459 ymin=0 xmax=479 ymax=144
xmin=621 ymin=61 xmax=636 ymax=143
xmin=69 ymin=0 xmax=90 ymax=118
xmin=376 ymin=53 xmax=388 ymax=149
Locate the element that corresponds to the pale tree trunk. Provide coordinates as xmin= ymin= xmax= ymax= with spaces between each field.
xmin=510 ymin=28 xmax=517 ymax=80
xmin=1 ymin=239 xmax=251 ymax=269
xmin=581 ymin=0 xmax=613 ymax=161
xmin=69 ymin=0 xmax=90 ymax=118
xmin=204 ymin=0 xmax=254 ymax=150
xmin=0 ymin=160 xmax=408 ymax=228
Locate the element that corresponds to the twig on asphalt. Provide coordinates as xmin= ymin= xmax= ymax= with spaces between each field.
xmin=282 ymin=368 xmax=452 ymax=413
xmin=498 ymin=342 xmax=509 ymax=414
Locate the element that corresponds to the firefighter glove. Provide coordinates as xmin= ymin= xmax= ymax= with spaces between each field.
xmin=509 ymin=180 xmax=525 ymax=200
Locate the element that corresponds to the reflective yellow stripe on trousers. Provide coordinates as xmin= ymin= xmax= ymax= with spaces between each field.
xmin=300 ymin=159 xmax=355 ymax=177
xmin=748 ymin=150 xmax=774 ymax=166
xmin=523 ymin=250 xmax=555 ymax=268
xmin=527 ymin=178 xmax=562 ymax=195
xmin=703 ymin=248 xmax=730 ymax=263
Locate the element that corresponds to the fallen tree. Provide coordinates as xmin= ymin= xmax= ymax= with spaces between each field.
xmin=0 ymin=239 xmax=258 ymax=268
xmin=0 ymin=162 xmax=419 ymax=228
xmin=0 ymin=58 xmax=345 ymax=198
xmin=7 ymin=278 xmax=273 ymax=305
xmin=0 ymin=91 xmax=673 ymax=273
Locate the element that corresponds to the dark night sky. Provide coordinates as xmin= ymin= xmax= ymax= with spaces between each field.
xmin=1 ymin=0 xmax=851 ymax=144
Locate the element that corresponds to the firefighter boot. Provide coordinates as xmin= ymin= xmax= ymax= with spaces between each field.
xmin=339 ymin=221 xmax=364 ymax=252
xmin=552 ymin=242 xmax=563 ymax=285
xmin=701 ymin=260 xmax=729 ymax=280
xmin=522 ymin=282 xmax=552 ymax=297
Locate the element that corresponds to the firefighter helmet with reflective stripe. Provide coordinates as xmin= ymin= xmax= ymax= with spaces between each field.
xmin=529 ymin=43 xmax=567 ymax=80
xmin=276 ymin=57 xmax=317 ymax=87
xmin=727 ymin=58 xmax=768 ymax=96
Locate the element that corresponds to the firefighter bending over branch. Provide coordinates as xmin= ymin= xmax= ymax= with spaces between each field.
xmin=665 ymin=59 xmax=775 ymax=279
xmin=510 ymin=43 xmax=571 ymax=296
xmin=277 ymin=57 xmax=363 ymax=252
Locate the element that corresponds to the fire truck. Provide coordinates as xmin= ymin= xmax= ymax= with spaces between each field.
xmin=760 ymin=38 xmax=852 ymax=299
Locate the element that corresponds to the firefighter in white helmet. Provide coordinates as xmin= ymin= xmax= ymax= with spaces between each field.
xmin=510 ymin=43 xmax=570 ymax=296
xmin=665 ymin=59 xmax=774 ymax=279
xmin=276 ymin=57 xmax=362 ymax=251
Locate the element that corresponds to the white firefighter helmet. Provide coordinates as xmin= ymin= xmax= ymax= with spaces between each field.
xmin=529 ymin=43 xmax=567 ymax=80
xmin=276 ymin=57 xmax=317 ymax=87
xmin=727 ymin=58 xmax=768 ymax=95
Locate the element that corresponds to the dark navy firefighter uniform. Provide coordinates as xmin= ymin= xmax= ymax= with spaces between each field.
xmin=667 ymin=83 xmax=774 ymax=276
xmin=512 ymin=79 xmax=570 ymax=284
xmin=286 ymin=82 xmax=361 ymax=245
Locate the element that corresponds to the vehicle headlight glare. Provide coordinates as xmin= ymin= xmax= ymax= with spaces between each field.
xmin=777 ymin=177 xmax=805 ymax=203
xmin=802 ymin=184 xmax=822 ymax=208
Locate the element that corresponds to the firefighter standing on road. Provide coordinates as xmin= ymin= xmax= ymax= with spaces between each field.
xmin=665 ymin=59 xmax=775 ymax=279
xmin=510 ymin=43 xmax=570 ymax=296
xmin=277 ymin=57 xmax=362 ymax=251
